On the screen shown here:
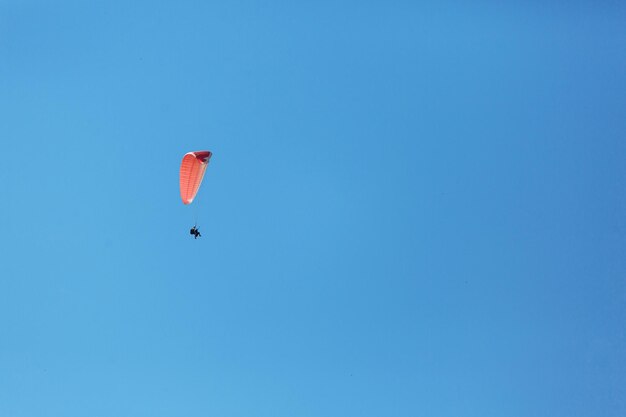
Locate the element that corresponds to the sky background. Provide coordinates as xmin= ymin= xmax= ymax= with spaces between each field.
xmin=1 ymin=1 xmax=626 ymax=416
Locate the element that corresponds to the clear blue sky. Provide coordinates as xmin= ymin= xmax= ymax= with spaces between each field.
xmin=1 ymin=1 xmax=625 ymax=416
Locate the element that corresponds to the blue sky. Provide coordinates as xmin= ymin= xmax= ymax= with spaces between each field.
xmin=1 ymin=1 xmax=626 ymax=416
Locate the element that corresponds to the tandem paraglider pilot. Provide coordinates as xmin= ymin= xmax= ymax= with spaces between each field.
xmin=190 ymin=226 xmax=201 ymax=239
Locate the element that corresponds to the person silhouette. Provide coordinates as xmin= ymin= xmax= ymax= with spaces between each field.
xmin=190 ymin=226 xmax=201 ymax=239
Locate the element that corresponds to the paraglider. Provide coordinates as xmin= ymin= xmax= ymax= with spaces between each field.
xmin=190 ymin=226 xmax=201 ymax=239
xmin=180 ymin=151 xmax=212 ymax=239
xmin=180 ymin=151 xmax=212 ymax=205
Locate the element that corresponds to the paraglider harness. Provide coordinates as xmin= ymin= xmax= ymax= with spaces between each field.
xmin=190 ymin=225 xmax=201 ymax=239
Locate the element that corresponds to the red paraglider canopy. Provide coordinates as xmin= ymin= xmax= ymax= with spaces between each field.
xmin=180 ymin=151 xmax=212 ymax=204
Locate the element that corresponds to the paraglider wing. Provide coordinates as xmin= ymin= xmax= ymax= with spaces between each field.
xmin=179 ymin=151 xmax=212 ymax=204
